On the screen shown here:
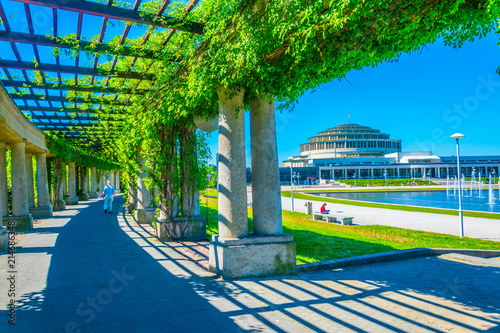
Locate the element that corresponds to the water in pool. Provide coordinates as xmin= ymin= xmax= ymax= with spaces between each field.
xmin=312 ymin=190 xmax=500 ymax=213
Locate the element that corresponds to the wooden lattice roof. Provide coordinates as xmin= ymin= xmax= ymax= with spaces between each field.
xmin=0 ymin=0 xmax=201 ymax=142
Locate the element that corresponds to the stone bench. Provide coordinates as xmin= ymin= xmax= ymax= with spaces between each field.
xmin=312 ymin=212 xmax=353 ymax=225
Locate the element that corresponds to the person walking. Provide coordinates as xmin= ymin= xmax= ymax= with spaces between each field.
xmin=102 ymin=180 xmax=116 ymax=213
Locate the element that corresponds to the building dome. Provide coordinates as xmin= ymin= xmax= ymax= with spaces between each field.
xmin=299 ymin=122 xmax=401 ymax=159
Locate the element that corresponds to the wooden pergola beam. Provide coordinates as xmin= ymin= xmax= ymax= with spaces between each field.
xmin=2 ymin=80 xmax=146 ymax=94
xmin=29 ymin=115 xmax=122 ymax=121
xmin=12 ymin=94 xmax=130 ymax=105
xmin=0 ymin=30 xmax=158 ymax=59
xmin=11 ymin=0 xmax=204 ymax=34
xmin=0 ymin=59 xmax=155 ymax=80
xmin=19 ymin=106 xmax=128 ymax=114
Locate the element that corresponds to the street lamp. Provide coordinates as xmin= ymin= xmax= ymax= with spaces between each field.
xmin=288 ymin=157 xmax=294 ymax=212
xmin=427 ymin=170 xmax=431 ymax=185
xmin=450 ymin=133 xmax=465 ymax=237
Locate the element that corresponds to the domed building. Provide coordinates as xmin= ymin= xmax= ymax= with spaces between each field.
xmin=279 ymin=122 xmax=500 ymax=183
xmin=284 ymin=123 xmax=402 ymax=168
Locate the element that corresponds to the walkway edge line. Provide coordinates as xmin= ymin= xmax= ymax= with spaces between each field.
xmin=297 ymin=248 xmax=500 ymax=273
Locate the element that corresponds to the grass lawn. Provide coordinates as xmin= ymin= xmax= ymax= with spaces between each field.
xmin=282 ymin=191 xmax=500 ymax=220
xmin=338 ymin=178 xmax=440 ymax=186
xmin=200 ymin=188 xmax=218 ymax=197
xmin=199 ymin=194 xmax=500 ymax=265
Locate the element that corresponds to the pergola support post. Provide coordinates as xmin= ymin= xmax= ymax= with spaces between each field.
xmin=4 ymin=142 xmax=33 ymax=231
xmin=65 ymin=162 xmax=79 ymax=205
xmin=209 ymin=89 xmax=295 ymax=279
xmin=135 ymin=146 xmax=155 ymax=224
xmin=30 ymin=153 xmax=53 ymax=218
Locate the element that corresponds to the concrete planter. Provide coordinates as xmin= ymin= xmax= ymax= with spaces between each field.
xmin=155 ymin=215 xmax=206 ymax=241
xmin=0 ymin=226 xmax=8 ymax=253
xmin=52 ymin=200 xmax=66 ymax=211
xmin=2 ymin=215 xmax=33 ymax=232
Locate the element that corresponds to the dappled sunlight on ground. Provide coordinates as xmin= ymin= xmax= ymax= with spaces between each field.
xmin=119 ymin=209 xmax=500 ymax=333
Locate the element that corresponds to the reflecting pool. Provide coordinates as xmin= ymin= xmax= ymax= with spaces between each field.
xmin=312 ymin=191 xmax=500 ymax=213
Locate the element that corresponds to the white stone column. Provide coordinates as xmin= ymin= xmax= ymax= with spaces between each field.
xmin=9 ymin=142 xmax=33 ymax=230
xmin=371 ymin=168 xmax=374 ymax=179
xmin=90 ymin=167 xmax=97 ymax=196
xmin=216 ymin=87 xmax=248 ymax=239
xmin=110 ymin=170 xmax=115 ymax=187
xmin=250 ymin=95 xmax=282 ymax=236
xmin=115 ymin=171 xmax=120 ymax=193
xmin=135 ymin=147 xmax=155 ymax=223
xmin=62 ymin=164 xmax=67 ymax=198
xmin=137 ymin=150 xmax=151 ymax=210
xmin=25 ymin=153 xmax=35 ymax=208
xmin=0 ymin=143 xmax=8 ymax=216
xmin=99 ymin=170 xmax=105 ymax=193
xmin=66 ymin=162 xmax=78 ymax=205
xmin=11 ymin=143 xmax=29 ymax=216
xmin=209 ymin=90 xmax=295 ymax=279
xmin=31 ymin=153 xmax=53 ymax=218
xmin=82 ymin=166 xmax=89 ymax=195
xmin=397 ymin=168 xmax=400 ymax=178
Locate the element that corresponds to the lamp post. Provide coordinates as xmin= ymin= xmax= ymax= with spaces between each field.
xmin=451 ymin=133 xmax=465 ymax=237
xmin=427 ymin=170 xmax=431 ymax=185
xmin=288 ymin=157 xmax=294 ymax=212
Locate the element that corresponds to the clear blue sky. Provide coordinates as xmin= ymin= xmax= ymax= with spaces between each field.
xmin=205 ymin=32 xmax=500 ymax=166
xmin=1 ymin=0 xmax=498 ymax=166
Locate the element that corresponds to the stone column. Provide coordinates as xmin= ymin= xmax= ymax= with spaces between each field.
xmin=209 ymin=89 xmax=295 ymax=279
xmin=371 ymin=168 xmax=374 ymax=179
xmin=250 ymin=95 xmax=282 ymax=236
xmin=135 ymin=147 xmax=155 ymax=223
xmin=7 ymin=142 xmax=33 ymax=230
xmin=30 ymin=153 xmax=53 ymax=218
xmin=115 ymin=171 xmax=120 ymax=193
xmin=82 ymin=166 xmax=89 ymax=197
xmin=25 ymin=153 xmax=35 ymax=208
xmin=127 ymin=179 xmax=137 ymax=213
xmin=65 ymin=162 xmax=78 ymax=205
xmin=0 ymin=143 xmax=8 ymax=216
xmin=62 ymin=164 xmax=67 ymax=198
xmin=90 ymin=167 xmax=97 ymax=197
xmin=99 ymin=170 xmax=105 ymax=193
xmin=216 ymin=87 xmax=248 ymax=239
xmin=397 ymin=168 xmax=400 ymax=178
xmin=110 ymin=170 xmax=115 ymax=187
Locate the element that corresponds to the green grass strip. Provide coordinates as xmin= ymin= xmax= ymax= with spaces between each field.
xmin=281 ymin=191 xmax=500 ymax=220
xmin=199 ymin=194 xmax=500 ymax=265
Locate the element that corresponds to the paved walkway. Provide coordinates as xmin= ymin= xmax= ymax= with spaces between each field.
xmin=1 ymin=196 xmax=500 ymax=332
xmin=280 ymin=196 xmax=500 ymax=242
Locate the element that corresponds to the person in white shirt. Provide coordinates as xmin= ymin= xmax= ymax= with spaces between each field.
xmin=102 ymin=181 xmax=116 ymax=213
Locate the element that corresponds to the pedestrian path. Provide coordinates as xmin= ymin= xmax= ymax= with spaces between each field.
xmin=281 ymin=196 xmax=500 ymax=242
xmin=1 ymin=196 xmax=500 ymax=332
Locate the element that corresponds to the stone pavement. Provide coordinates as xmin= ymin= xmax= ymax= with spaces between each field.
xmin=1 ymin=195 xmax=500 ymax=332
xmin=281 ymin=196 xmax=500 ymax=242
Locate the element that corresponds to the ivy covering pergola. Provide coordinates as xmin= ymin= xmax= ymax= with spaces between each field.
xmin=0 ymin=0 xmax=498 ymax=218
xmin=0 ymin=0 xmax=203 ymax=148
xmin=0 ymin=0 xmax=497 ymax=144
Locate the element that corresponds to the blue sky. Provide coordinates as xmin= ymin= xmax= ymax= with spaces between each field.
xmin=205 ymin=32 xmax=500 ymax=166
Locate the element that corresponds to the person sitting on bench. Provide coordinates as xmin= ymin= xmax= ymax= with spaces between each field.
xmin=320 ymin=203 xmax=330 ymax=214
